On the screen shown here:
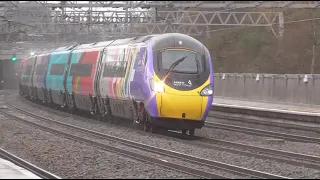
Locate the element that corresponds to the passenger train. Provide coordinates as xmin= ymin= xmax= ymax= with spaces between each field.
xmin=19 ymin=33 xmax=214 ymax=136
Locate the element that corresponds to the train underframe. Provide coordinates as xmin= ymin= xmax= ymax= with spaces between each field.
xmin=19 ymin=84 xmax=204 ymax=136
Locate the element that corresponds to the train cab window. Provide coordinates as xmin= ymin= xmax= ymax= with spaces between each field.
xmin=69 ymin=64 xmax=93 ymax=77
xmin=50 ymin=64 xmax=66 ymax=76
xmin=161 ymin=50 xmax=204 ymax=74
xmin=35 ymin=64 xmax=47 ymax=75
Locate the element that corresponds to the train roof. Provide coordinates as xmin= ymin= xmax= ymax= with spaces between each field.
xmin=150 ymin=33 xmax=205 ymax=54
xmin=31 ymin=33 xmax=203 ymax=57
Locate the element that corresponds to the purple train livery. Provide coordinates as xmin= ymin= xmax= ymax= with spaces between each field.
xmin=19 ymin=33 xmax=214 ymax=136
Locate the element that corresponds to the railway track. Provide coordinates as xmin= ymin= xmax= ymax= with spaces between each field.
xmin=8 ymin=94 xmax=320 ymax=174
xmin=195 ymin=137 xmax=320 ymax=170
xmin=0 ymin=148 xmax=61 ymax=179
xmin=208 ymin=110 xmax=320 ymax=133
xmin=205 ymin=122 xmax=320 ymax=144
xmin=161 ymin=128 xmax=320 ymax=171
xmin=0 ymin=101 xmax=290 ymax=179
xmin=167 ymin=128 xmax=320 ymax=171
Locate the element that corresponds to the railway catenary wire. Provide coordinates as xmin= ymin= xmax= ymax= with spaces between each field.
xmin=0 ymin=100 xmax=290 ymax=179
xmin=8 ymin=93 xmax=320 ymax=173
xmin=0 ymin=148 xmax=61 ymax=179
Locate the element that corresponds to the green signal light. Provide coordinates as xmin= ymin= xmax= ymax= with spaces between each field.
xmin=12 ymin=56 xmax=17 ymax=62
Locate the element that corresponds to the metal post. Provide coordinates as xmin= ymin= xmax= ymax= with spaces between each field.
xmin=278 ymin=12 xmax=284 ymax=39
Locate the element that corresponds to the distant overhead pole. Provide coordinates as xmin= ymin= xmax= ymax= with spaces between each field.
xmin=2 ymin=1 xmax=316 ymax=58
xmin=0 ymin=10 xmax=285 ymax=37
xmin=2 ymin=1 xmax=320 ymax=9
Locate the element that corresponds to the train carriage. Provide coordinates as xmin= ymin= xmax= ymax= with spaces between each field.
xmin=32 ymin=50 xmax=54 ymax=102
xmin=65 ymin=42 xmax=104 ymax=112
xmin=96 ymin=37 xmax=150 ymax=121
xmin=45 ymin=45 xmax=79 ymax=106
xmin=19 ymin=33 xmax=214 ymax=136
xmin=19 ymin=55 xmax=37 ymax=98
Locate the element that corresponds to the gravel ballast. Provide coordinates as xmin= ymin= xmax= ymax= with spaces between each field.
xmin=198 ymin=126 xmax=320 ymax=157
xmin=12 ymin=111 xmax=248 ymax=179
xmin=5 ymin=94 xmax=320 ymax=179
xmin=0 ymin=114 xmax=199 ymax=179
xmin=16 ymin=95 xmax=320 ymax=157
xmin=207 ymin=115 xmax=320 ymax=139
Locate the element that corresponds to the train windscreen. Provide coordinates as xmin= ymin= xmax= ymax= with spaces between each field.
xmin=161 ymin=50 xmax=204 ymax=74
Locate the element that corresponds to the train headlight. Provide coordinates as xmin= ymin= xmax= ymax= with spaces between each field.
xmin=154 ymin=81 xmax=165 ymax=93
xmin=150 ymin=79 xmax=165 ymax=93
xmin=200 ymin=84 xmax=214 ymax=96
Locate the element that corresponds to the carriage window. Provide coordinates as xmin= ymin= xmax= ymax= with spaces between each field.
xmin=103 ymin=61 xmax=127 ymax=78
xmin=50 ymin=64 xmax=66 ymax=76
xmin=103 ymin=61 xmax=114 ymax=77
xmin=35 ymin=64 xmax=47 ymax=75
xmin=142 ymin=50 xmax=148 ymax=67
xmin=70 ymin=64 xmax=92 ymax=77
xmin=102 ymin=47 xmax=127 ymax=78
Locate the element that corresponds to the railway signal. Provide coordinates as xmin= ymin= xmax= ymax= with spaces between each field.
xmin=12 ymin=53 xmax=17 ymax=63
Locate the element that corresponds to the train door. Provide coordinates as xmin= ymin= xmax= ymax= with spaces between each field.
xmin=98 ymin=45 xmax=133 ymax=119
xmin=94 ymin=49 xmax=104 ymax=116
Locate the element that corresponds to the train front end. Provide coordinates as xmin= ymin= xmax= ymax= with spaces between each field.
xmin=145 ymin=33 xmax=214 ymax=132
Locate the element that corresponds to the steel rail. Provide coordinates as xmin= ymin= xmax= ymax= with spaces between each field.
xmin=0 ymin=148 xmax=61 ymax=179
xmin=1 ymin=101 xmax=290 ymax=179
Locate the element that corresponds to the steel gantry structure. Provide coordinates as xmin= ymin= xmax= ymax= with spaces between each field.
xmin=0 ymin=1 xmax=320 ymax=59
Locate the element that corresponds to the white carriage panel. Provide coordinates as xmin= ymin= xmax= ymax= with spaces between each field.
xmin=99 ymin=45 xmax=128 ymax=99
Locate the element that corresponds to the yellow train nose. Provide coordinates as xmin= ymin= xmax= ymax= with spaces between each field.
xmin=160 ymin=93 xmax=203 ymax=120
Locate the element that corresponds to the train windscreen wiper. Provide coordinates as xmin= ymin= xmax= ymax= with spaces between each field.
xmin=164 ymin=56 xmax=187 ymax=77
xmin=195 ymin=57 xmax=200 ymax=74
